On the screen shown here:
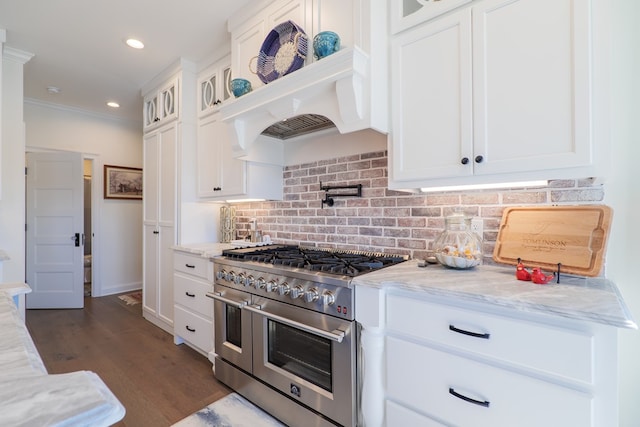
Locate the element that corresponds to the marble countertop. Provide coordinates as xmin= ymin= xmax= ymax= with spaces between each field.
xmin=352 ymin=260 xmax=637 ymax=329
xmin=0 ymin=290 xmax=125 ymax=426
xmin=172 ymin=242 xmax=234 ymax=258
xmin=172 ymin=241 xmax=272 ymax=258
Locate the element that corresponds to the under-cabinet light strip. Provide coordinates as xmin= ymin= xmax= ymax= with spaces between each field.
xmin=420 ymin=180 xmax=548 ymax=193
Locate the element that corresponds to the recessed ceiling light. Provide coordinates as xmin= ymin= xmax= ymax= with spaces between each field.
xmin=125 ymin=38 xmax=144 ymax=49
xmin=47 ymin=86 xmax=61 ymax=94
xmin=107 ymin=101 xmax=120 ymax=108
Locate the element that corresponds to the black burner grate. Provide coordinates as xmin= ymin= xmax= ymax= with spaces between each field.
xmin=222 ymin=245 xmax=407 ymax=277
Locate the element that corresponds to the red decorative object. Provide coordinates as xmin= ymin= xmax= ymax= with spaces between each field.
xmin=516 ymin=261 xmax=532 ymax=281
xmin=531 ymin=267 xmax=555 ymax=285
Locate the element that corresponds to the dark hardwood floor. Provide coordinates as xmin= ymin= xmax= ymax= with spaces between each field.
xmin=25 ymin=293 xmax=231 ymax=426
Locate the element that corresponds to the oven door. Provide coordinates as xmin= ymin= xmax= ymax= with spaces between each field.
xmin=207 ymin=285 xmax=253 ymax=374
xmin=247 ymin=297 xmax=357 ymax=427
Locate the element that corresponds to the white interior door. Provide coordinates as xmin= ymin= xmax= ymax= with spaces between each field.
xmin=26 ymin=151 xmax=84 ymax=309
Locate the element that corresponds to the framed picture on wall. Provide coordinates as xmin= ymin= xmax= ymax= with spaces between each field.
xmin=104 ymin=165 xmax=143 ymax=200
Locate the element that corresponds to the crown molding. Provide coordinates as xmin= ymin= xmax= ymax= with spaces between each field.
xmin=3 ymin=46 xmax=34 ymax=64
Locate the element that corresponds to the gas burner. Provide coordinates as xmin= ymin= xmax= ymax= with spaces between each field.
xmin=221 ymin=245 xmax=407 ymax=277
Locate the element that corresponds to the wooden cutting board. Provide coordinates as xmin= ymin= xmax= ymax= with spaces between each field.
xmin=492 ymin=205 xmax=613 ymax=277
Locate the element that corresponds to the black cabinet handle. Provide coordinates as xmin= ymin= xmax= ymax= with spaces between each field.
xmin=449 ymin=388 xmax=490 ymax=407
xmin=461 ymin=157 xmax=469 ymax=165
xmin=213 ymin=187 xmax=222 ymax=191
xmin=185 ymin=292 xmax=196 ymax=297
xmin=153 ymin=230 xmax=159 ymax=235
xmin=475 ymin=155 xmax=484 ymax=163
xmin=449 ymin=324 xmax=490 ymax=339
xmin=185 ymin=264 xmax=195 ymax=269
xmin=186 ymin=326 xmax=196 ymax=332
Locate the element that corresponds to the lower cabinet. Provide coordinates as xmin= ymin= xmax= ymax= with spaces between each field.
xmin=387 ymin=337 xmax=592 ymax=426
xmin=356 ymin=288 xmax=618 ymax=427
xmin=173 ymin=251 xmax=214 ymax=356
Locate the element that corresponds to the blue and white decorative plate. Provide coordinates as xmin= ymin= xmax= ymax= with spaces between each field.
xmin=256 ymin=20 xmax=308 ymax=84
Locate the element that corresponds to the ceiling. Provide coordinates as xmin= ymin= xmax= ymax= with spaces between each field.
xmin=0 ymin=0 xmax=251 ymax=123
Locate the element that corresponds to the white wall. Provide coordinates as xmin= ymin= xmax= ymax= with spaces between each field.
xmin=606 ymin=1 xmax=640 ymax=425
xmin=24 ymin=101 xmax=143 ymax=296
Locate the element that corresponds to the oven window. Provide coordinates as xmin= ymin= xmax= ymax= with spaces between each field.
xmin=226 ymin=305 xmax=242 ymax=347
xmin=267 ymin=320 xmax=332 ymax=392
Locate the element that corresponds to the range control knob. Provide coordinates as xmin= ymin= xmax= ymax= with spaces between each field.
xmin=266 ymin=280 xmax=278 ymax=292
xmin=227 ymin=271 xmax=237 ymax=283
xmin=304 ymin=288 xmax=320 ymax=303
xmin=255 ymin=277 xmax=266 ymax=289
xmin=235 ymin=273 xmax=246 ymax=285
xmin=277 ymin=282 xmax=290 ymax=296
xmin=244 ymin=275 xmax=255 ymax=287
xmin=322 ymin=290 xmax=336 ymax=306
xmin=216 ymin=269 xmax=226 ymax=280
xmin=290 ymin=285 xmax=304 ymax=299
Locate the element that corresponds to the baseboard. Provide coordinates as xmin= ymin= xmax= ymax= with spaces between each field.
xmin=95 ymin=282 xmax=142 ymax=297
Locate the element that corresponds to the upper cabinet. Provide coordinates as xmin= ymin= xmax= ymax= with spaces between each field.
xmin=196 ymin=57 xmax=283 ymax=202
xmin=228 ymin=0 xmax=309 ymax=90
xmin=390 ymin=0 xmax=473 ymax=34
xmin=198 ymin=56 xmax=233 ymax=116
xmin=389 ymin=0 xmax=604 ymax=190
xmin=144 ymin=77 xmax=179 ymax=131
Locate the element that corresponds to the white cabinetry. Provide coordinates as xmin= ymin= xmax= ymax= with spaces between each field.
xmin=356 ymin=288 xmax=618 ymax=427
xmin=142 ymin=60 xmax=201 ymax=333
xmin=196 ymin=57 xmax=283 ymax=201
xmin=228 ymin=0 xmax=309 ymax=90
xmin=143 ymin=77 xmax=179 ymax=131
xmin=390 ymin=0 xmax=472 ymax=34
xmin=198 ymin=56 xmax=233 ymax=116
xmin=228 ymin=0 xmax=365 ymax=90
xmin=173 ymin=251 xmax=214 ymax=356
xmin=143 ymin=124 xmax=177 ymax=333
xmin=389 ymin=0 xmax=599 ymax=190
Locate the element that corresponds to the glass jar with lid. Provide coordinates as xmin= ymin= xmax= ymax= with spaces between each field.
xmin=433 ymin=213 xmax=482 ymax=269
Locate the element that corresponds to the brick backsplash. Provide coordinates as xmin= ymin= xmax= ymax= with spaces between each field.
xmin=230 ymin=151 xmax=605 ymax=262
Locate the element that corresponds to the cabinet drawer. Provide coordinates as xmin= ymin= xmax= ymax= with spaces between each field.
xmin=174 ymin=305 xmax=213 ymax=353
xmin=174 ymin=275 xmax=213 ymax=318
xmin=386 ymin=337 xmax=593 ymax=427
xmin=386 ymin=400 xmax=446 ymax=426
xmin=174 ymin=252 xmax=213 ymax=281
xmin=386 ymin=294 xmax=594 ymax=383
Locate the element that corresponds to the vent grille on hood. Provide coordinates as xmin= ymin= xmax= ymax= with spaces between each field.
xmin=261 ymin=114 xmax=336 ymax=140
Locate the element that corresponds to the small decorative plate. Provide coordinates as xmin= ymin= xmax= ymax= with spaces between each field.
xmin=256 ymin=20 xmax=308 ymax=84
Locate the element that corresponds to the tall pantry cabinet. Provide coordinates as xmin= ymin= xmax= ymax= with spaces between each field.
xmin=142 ymin=60 xmax=199 ymax=334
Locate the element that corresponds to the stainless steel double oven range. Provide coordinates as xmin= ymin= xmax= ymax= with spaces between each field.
xmin=207 ymin=245 xmax=406 ymax=427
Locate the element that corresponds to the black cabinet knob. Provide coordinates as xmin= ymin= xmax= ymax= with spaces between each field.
xmin=461 ymin=157 xmax=469 ymax=165
xmin=475 ymin=155 xmax=484 ymax=163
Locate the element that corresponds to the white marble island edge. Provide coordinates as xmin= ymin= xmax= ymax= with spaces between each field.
xmin=0 ymin=287 xmax=125 ymax=427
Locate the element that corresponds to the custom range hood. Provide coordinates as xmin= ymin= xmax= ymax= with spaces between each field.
xmin=219 ymin=47 xmax=388 ymax=158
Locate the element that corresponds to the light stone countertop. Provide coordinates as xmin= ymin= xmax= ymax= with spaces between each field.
xmin=352 ymin=260 xmax=637 ymax=329
xmin=0 ymin=291 xmax=125 ymax=426
xmin=172 ymin=242 xmax=234 ymax=258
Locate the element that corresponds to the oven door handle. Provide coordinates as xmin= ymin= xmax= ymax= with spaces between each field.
xmin=245 ymin=304 xmax=345 ymax=343
xmin=206 ymin=292 xmax=249 ymax=309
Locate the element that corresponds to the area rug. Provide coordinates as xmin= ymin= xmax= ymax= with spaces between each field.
xmin=117 ymin=291 xmax=142 ymax=305
xmin=172 ymin=393 xmax=285 ymax=427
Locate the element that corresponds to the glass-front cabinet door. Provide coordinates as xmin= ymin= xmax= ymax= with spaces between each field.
xmin=391 ymin=0 xmax=472 ymax=34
